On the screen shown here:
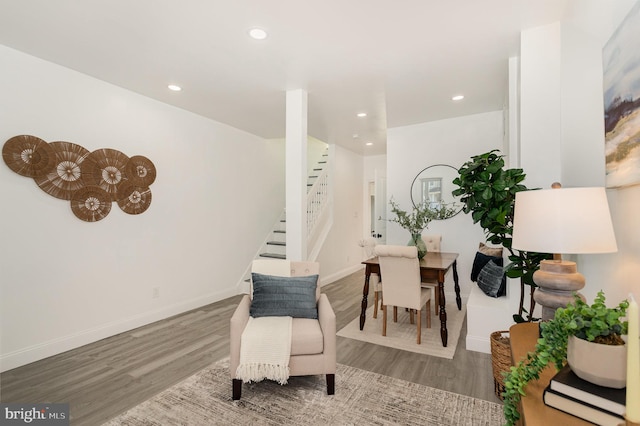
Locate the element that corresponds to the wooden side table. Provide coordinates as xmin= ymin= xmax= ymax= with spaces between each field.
xmin=509 ymin=322 xmax=590 ymax=425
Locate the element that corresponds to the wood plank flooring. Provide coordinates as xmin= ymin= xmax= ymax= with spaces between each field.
xmin=0 ymin=269 xmax=501 ymax=425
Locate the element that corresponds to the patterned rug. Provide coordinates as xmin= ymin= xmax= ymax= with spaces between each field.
xmin=103 ymin=358 xmax=503 ymax=426
xmin=337 ymin=293 xmax=467 ymax=359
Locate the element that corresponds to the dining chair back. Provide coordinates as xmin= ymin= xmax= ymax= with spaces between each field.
xmin=421 ymin=234 xmax=442 ymax=315
xmin=374 ymin=245 xmax=431 ymax=344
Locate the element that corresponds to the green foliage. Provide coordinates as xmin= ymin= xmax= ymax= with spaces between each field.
xmin=502 ymin=292 xmax=628 ymax=425
xmin=452 ymin=150 xmax=527 ymax=246
xmin=452 ymin=150 xmax=552 ymax=320
xmin=388 ymin=198 xmax=457 ymax=235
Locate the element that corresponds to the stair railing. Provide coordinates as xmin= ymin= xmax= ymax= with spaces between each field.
xmin=306 ymin=167 xmax=329 ymax=236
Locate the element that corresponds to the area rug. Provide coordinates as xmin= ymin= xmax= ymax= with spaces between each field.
xmin=337 ymin=293 xmax=467 ymax=359
xmin=102 ymin=358 xmax=503 ymax=426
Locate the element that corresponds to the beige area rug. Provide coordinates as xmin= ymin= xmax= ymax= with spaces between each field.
xmin=337 ymin=293 xmax=467 ymax=359
xmin=103 ymin=358 xmax=503 ymax=426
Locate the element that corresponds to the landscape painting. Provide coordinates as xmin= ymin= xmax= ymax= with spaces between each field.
xmin=603 ymin=1 xmax=640 ymax=188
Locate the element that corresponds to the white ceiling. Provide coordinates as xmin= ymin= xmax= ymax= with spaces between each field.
xmin=0 ymin=0 xmax=574 ymax=155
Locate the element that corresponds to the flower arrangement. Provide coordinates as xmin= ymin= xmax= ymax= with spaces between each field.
xmin=389 ymin=198 xmax=458 ymax=235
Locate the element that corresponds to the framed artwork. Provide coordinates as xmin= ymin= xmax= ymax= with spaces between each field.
xmin=603 ymin=1 xmax=640 ymax=188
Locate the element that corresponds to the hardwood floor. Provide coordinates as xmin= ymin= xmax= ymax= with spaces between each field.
xmin=0 ymin=269 xmax=501 ymax=425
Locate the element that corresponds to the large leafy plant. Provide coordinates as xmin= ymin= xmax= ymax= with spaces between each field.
xmin=502 ymin=292 xmax=628 ymax=425
xmin=452 ymin=150 xmax=550 ymax=321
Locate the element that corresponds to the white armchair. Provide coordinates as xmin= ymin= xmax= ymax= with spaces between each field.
xmin=229 ymin=259 xmax=336 ymax=400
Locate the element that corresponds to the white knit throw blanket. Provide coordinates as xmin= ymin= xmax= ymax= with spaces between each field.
xmin=236 ymin=316 xmax=293 ymax=385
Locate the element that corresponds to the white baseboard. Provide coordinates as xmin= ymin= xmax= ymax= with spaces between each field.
xmin=320 ymin=264 xmax=364 ymax=287
xmin=0 ymin=288 xmax=237 ymax=372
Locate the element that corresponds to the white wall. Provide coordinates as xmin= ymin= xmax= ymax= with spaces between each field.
xmin=565 ymin=0 xmax=640 ymax=306
xmin=363 ymin=154 xmax=387 ymax=244
xmin=519 ymin=0 xmax=640 ymax=307
xmin=316 ymin=144 xmax=365 ymax=283
xmin=0 ymin=45 xmax=285 ymax=371
xmin=386 ymin=111 xmax=505 ymax=296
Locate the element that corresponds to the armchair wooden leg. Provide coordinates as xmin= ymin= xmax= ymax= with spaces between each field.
xmin=393 ymin=306 xmax=398 ymax=322
xmin=232 ymin=379 xmax=242 ymax=400
xmin=426 ymin=300 xmax=431 ymax=328
xmin=409 ymin=309 xmax=415 ymax=324
xmin=326 ymin=374 xmax=335 ymax=395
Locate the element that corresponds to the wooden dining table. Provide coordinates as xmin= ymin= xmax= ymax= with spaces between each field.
xmin=361 ymin=251 xmax=460 ymax=347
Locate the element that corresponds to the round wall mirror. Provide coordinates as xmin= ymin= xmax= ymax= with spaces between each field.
xmin=410 ymin=164 xmax=463 ymax=218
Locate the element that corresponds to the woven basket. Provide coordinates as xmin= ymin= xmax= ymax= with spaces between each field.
xmin=490 ymin=330 xmax=511 ymax=400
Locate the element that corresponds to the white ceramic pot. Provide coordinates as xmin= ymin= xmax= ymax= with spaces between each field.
xmin=566 ymin=335 xmax=627 ymax=389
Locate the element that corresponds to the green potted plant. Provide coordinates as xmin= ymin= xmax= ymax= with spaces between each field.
xmin=452 ymin=149 xmax=550 ymax=322
xmin=502 ymin=291 xmax=629 ymax=425
xmin=388 ymin=198 xmax=457 ymax=259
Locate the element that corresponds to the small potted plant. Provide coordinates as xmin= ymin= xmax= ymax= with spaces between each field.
xmin=388 ymin=198 xmax=457 ymax=259
xmin=502 ymin=291 xmax=629 ymax=426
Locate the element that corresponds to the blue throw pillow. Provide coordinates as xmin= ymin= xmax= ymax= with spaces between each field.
xmin=477 ymin=259 xmax=506 ymax=298
xmin=250 ymin=273 xmax=319 ymax=319
xmin=471 ymin=251 xmax=503 ymax=282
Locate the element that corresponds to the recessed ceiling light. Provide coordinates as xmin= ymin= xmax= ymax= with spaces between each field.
xmin=357 ymin=112 xmax=367 ymax=117
xmin=365 ymin=142 xmax=373 ymax=146
xmin=452 ymin=95 xmax=464 ymax=101
xmin=352 ymin=133 xmax=359 ymax=138
xmin=168 ymin=84 xmax=182 ymax=92
xmin=248 ymin=28 xmax=268 ymax=40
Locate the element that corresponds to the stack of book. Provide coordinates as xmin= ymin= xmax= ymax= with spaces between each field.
xmin=543 ymin=364 xmax=626 ymax=425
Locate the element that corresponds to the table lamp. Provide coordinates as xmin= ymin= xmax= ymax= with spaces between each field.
xmin=511 ymin=184 xmax=617 ymax=320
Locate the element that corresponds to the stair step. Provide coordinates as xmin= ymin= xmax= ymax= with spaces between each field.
xmin=274 ymin=230 xmax=285 ymax=234
xmin=313 ymin=168 xmax=322 ymax=171
xmin=259 ymin=253 xmax=286 ymax=259
xmin=267 ymin=241 xmax=285 ymax=246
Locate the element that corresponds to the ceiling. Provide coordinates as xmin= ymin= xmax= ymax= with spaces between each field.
xmin=0 ymin=0 xmax=574 ymax=155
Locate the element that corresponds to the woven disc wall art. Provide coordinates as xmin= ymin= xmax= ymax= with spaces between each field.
xmin=81 ymin=148 xmax=129 ymax=201
xmin=117 ymin=181 xmax=152 ymax=215
xmin=4 ymin=134 xmax=157 ymax=222
xmin=70 ymin=185 xmax=112 ymax=222
xmin=2 ymin=135 xmax=56 ymax=178
xmin=34 ymin=141 xmax=90 ymax=200
xmin=125 ymin=155 xmax=156 ymax=186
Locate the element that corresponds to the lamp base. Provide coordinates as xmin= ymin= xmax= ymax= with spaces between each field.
xmin=533 ymin=259 xmax=586 ymax=321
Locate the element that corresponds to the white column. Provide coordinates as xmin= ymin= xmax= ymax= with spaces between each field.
xmin=520 ymin=22 xmax=562 ymax=188
xmin=507 ymin=56 xmax=520 ymax=169
xmin=285 ymin=89 xmax=307 ymax=260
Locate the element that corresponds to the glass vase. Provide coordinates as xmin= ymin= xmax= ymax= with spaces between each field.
xmin=408 ymin=233 xmax=427 ymax=260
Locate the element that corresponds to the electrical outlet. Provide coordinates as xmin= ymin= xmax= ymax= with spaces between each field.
xmin=152 ymin=287 xmax=160 ymax=299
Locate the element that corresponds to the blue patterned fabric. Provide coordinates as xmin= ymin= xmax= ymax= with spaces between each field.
xmin=477 ymin=259 xmax=506 ymax=298
xmin=250 ymin=273 xmax=319 ymax=319
xmin=471 ymin=251 xmax=503 ymax=282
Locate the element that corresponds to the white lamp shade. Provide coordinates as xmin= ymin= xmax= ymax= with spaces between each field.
xmin=511 ymin=187 xmax=617 ymax=254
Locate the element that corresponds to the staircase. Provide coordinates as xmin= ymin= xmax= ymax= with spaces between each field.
xmin=259 ymin=218 xmax=287 ymax=259
xmin=258 ymin=150 xmax=329 ymax=260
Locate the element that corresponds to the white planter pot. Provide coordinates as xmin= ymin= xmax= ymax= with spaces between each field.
xmin=566 ymin=335 xmax=627 ymax=389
